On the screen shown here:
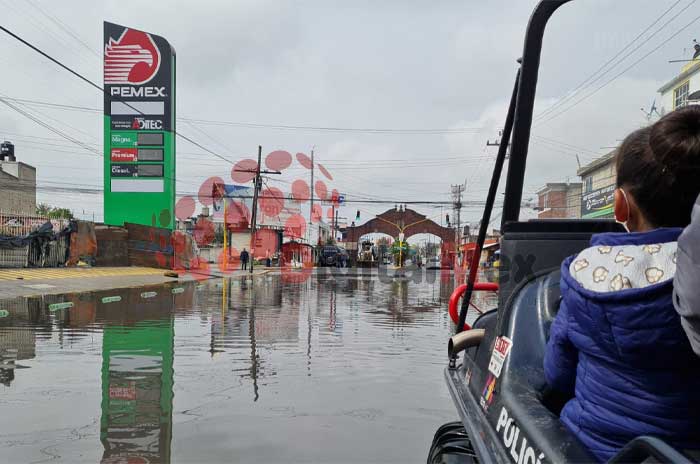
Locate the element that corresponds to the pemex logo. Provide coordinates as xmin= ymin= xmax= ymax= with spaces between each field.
xmin=104 ymin=28 xmax=161 ymax=85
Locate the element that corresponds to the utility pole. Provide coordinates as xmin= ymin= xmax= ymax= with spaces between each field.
xmin=249 ymin=146 xmax=262 ymax=275
xmin=309 ymin=148 xmax=315 ymax=242
xmin=234 ymin=145 xmax=281 ymax=275
xmin=487 ymin=129 xmax=511 ymax=158
xmin=451 ymin=184 xmax=464 ymax=267
xmin=332 ymin=204 xmax=336 ymax=241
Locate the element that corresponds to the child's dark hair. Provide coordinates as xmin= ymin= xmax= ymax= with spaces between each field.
xmin=616 ymin=105 xmax=700 ymax=228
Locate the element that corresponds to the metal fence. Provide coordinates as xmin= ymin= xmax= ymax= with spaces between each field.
xmin=0 ymin=212 xmax=70 ymax=268
xmin=0 ymin=212 xmax=68 ymax=236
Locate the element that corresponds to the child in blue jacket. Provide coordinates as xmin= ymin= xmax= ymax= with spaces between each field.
xmin=544 ymin=106 xmax=700 ymax=462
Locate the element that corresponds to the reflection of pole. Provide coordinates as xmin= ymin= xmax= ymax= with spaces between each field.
xmin=249 ymin=146 xmax=262 ymax=275
xmin=223 ymin=197 xmax=228 ymax=265
xmin=249 ymin=304 xmax=259 ymax=402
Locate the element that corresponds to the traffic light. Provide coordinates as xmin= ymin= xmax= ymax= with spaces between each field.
xmin=446 ymin=214 xmax=450 ymax=226
xmin=356 ymin=210 xmax=361 ymax=221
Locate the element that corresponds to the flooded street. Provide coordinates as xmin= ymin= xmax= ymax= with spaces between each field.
xmin=0 ymin=271 xmax=496 ymax=463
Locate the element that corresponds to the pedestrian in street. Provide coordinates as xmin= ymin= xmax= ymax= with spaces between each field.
xmin=240 ymin=248 xmax=249 ymax=270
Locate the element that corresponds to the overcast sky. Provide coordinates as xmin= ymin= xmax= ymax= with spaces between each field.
xmin=0 ymin=0 xmax=696 ymax=233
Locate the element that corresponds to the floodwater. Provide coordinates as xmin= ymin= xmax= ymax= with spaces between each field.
xmin=0 ymin=270 xmax=497 ymax=463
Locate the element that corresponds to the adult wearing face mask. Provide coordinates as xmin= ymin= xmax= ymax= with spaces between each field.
xmin=674 ymin=194 xmax=700 ymax=355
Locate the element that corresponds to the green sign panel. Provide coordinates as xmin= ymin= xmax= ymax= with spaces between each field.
xmin=110 ymin=132 xmax=138 ymax=148
xmin=103 ymin=22 xmax=176 ymax=229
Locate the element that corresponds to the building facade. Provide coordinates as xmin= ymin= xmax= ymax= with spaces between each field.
xmin=577 ymin=151 xmax=616 ymax=219
xmin=658 ymin=51 xmax=700 ymax=114
xmin=536 ymin=182 xmax=582 ymax=219
xmin=0 ymin=158 xmax=36 ymax=215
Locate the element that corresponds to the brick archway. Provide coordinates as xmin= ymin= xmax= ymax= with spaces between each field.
xmin=345 ymin=207 xmax=455 ymax=265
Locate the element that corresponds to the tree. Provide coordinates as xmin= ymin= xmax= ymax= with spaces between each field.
xmin=36 ymin=203 xmax=74 ymax=220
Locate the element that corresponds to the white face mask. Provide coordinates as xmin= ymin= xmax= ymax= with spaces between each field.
xmin=615 ymin=188 xmax=631 ymax=233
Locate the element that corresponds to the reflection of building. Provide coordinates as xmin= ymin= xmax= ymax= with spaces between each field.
xmin=535 ymin=183 xmax=582 ymax=219
xmin=0 ymin=298 xmax=38 ymax=386
xmin=658 ymin=46 xmax=700 ymax=114
xmin=577 ymin=151 xmax=616 ymax=219
xmin=0 ymin=142 xmax=36 ymax=215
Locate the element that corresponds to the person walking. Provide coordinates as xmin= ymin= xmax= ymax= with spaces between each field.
xmin=240 ymin=248 xmax=249 ymax=270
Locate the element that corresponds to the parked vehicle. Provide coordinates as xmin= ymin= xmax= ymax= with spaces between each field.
xmin=318 ymin=245 xmax=348 ymax=267
xmin=426 ymin=256 xmax=441 ymax=270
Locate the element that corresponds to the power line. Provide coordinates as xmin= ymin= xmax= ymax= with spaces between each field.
xmin=0 ymin=24 xmax=101 ymax=92
xmin=0 ymin=23 xmax=240 ymax=166
xmin=0 ymin=95 xmax=101 ymax=156
xmin=536 ymin=9 xmax=700 ymax=126
xmin=178 ymin=116 xmax=486 ymax=134
xmin=3 ymin=96 xmax=487 ymax=135
xmin=534 ymin=0 xmax=692 ymax=122
xmin=25 ymin=0 xmax=101 ymax=59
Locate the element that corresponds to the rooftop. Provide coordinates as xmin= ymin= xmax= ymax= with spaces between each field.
xmin=658 ymin=59 xmax=700 ymax=94
xmin=577 ymin=151 xmax=615 ymax=177
xmin=535 ymin=182 xmax=582 ymax=195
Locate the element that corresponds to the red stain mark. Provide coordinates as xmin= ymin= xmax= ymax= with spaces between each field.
xmin=172 ymin=231 xmax=187 ymax=255
xmin=311 ymin=204 xmax=322 ymax=223
xmin=318 ymin=163 xmax=333 ymax=181
xmin=199 ymin=176 xmax=225 ymax=206
xmin=265 ymin=150 xmax=292 ymax=171
xmin=225 ymin=200 xmax=251 ymax=227
xmin=296 ymin=152 xmax=312 ymax=169
xmin=330 ymin=188 xmax=340 ymax=206
xmin=291 ymin=179 xmax=310 ymax=203
xmin=217 ymin=248 xmax=238 ymax=274
xmin=315 ymin=180 xmax=328 ymax=201
xmin=194 ymin=218 xmax=215 ymax=247
xmin=175 ymin=196 xmax=196 ymax=221
xmin=281 ymin=265 xmax=312 ymax=284
xmin=231 ymin=159 xmax=258 ymax=184
xmin=155 ymin=251 xmax=167 ymax=268
xmin=260 ymin=187 xmax=285 ymax=218
xmin=192 ymin=258 xmax=211 ymax=281
xmin=284 ymin=214 xmax=307 ymax=240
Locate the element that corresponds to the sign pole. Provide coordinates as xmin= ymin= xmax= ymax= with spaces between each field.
xmin=223 ymin=196 xmax=228 ymax=269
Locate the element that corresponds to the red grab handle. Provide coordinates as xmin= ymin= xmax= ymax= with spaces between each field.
xmin=448 ymin=282 xmax=499 ymax=330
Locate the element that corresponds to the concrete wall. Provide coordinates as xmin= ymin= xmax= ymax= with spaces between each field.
xmin=0 ymin=162 xmax=36 ymax=215
xmin=537 ymin=183 xmax=582 ymax=219
xmin=538 ymin=189 xmax=568 ymax=219
xmin=566 ymin=185 xmax=582 ymax=219
xmin=583 ymin=161 xmax=616 ymax=193
xmin=659 ymin=63 xmax=700 ymax=115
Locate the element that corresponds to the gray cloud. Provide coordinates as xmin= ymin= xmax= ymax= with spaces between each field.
xmin=0 ymin=0 xmax=692 ymax=225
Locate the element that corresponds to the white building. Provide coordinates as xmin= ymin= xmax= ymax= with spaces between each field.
xmin=658 ymin=48 xmax=700 ymax=114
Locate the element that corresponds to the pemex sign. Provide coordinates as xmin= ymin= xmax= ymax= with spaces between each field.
xmin=103 ymin=22 xmax=176 ymax=229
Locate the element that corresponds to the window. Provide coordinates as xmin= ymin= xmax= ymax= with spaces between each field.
xmin=584 ymin=176 xmax=593 ymax=193
xmin=542 ymin=192 xmax=549 ymax=209
xmin=674 ymin=81 xmax=690 ymax=109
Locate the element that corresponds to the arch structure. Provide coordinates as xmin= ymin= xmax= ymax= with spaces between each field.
xmin=344 ymin=207 xmax=456 ymax=265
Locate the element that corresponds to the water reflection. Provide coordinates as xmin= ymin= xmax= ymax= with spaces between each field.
xmin=0 ymin=273 xmax=475 ymax=462
xmin=99 ymin=290 xmax=178 ymax=464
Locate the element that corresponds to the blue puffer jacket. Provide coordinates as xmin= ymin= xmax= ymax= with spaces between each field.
xmin=544 ymin=228 xmax=700 ymax=462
